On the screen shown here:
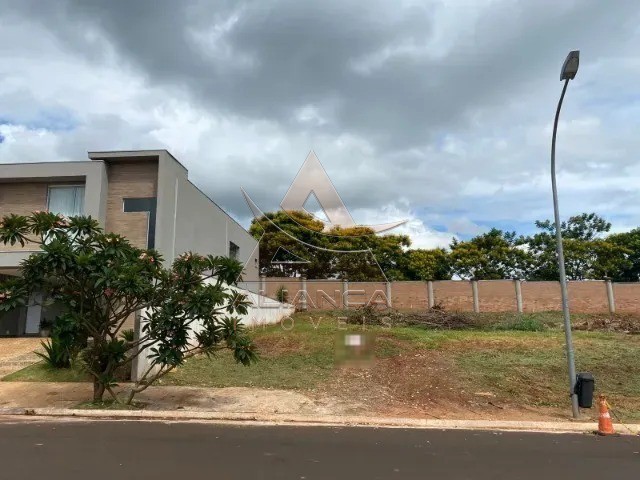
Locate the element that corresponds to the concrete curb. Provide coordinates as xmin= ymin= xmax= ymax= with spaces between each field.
xmin=1 ymin=407 xmax=638 ymax=435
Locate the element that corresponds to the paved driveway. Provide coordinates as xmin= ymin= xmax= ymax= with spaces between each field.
xmin=0 ymin=338 xmax=44 ymax=377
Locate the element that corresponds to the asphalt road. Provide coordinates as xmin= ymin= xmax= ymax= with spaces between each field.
xmin=0 ymin=419 xmax=638 ymax=479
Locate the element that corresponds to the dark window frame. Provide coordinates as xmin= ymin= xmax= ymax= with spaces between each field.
xmin=229 ymin=241 xmax=240 ymax=260
xmin=123 ymin=197 xmax=157 ymax=249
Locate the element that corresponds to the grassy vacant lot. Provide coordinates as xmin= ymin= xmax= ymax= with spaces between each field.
xmin=5 ymin=310 xmax=640 ymax=421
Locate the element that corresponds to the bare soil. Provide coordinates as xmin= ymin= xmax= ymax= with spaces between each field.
xmin=313 ymin=349 xmax=572 ymax=422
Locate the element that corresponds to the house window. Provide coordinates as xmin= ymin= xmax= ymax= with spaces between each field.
xmin=229 ymin=241 xmax=240 ymax=260
xmin=123 ymin=197 xmax=157 ymax=249
xmin=47 ymin=186 xmax=85 ymax=217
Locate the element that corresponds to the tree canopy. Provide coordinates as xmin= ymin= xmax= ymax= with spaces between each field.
xmin=608 ymin=228 xmax=640 ymax=282
xmin=522 ymin=213 xmax=630 ymax=280
xmin=450 ymin=229 xmax=530 ymax=280
xmin=251 ymin=210 xmax=638 ymax=282
xmin=249 ymin=210 xmax=410 ymax=281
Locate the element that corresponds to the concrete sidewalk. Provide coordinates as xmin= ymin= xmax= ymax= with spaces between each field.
xmin=2 ymin=407 xmax=638 ymax=435
xmin=0 ymin=381 xmax=637 ymax=435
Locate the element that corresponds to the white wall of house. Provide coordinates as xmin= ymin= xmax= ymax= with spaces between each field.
xmin=154 ymin=152 xmax=259 ymax=283
xmin=131 ymin=284 xmax=294 ymax=382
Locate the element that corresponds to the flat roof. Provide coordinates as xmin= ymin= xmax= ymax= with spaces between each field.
xmin=0 ymin=160 xmax=96 ymax=166
xmin=88 ymin=149 xmax=188 ymax=171
xmin=0 ymin=161 xmax=103 ymax=182
xmin=88 ymin=150 xmax=250 ymax=235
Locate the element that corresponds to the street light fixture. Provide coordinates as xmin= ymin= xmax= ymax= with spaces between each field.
xmin=560 ymin=50 xmax=580 ymax=80
xmin=551 ymin=50 xmax=580 ymax=418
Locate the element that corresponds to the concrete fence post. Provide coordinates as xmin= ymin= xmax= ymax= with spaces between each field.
xmin=342 ymin=278 xmax=349 ymax=310
xmin=471 ymin=278 xmax=480 ymax=313
xmin=259 ymin=274 xmax=266 ymax=296
xmin=514 ymin=278 xmax=523 ymax=313
xmin=386 ymin=281 xmax=392 ymax=308
xmin=427 ymin=280 xmax=435 ymax=309
xmin=300 ymin=275 xmax=307 ymax=311
xmin=605 ymin=277 xmax=615 ymax=314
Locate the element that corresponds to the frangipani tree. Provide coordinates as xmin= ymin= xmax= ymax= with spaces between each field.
xmin=0 ymin=212 xmax=256 ymax=403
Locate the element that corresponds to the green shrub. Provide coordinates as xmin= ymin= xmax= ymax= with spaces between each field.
xmin=35 ymin=314 xmax=86 ymax=368
xmin=36 ymin=337 xmax=73 ymax=368
xmin=120 ymin=328 xmax=135 ymax=342
xmin=276 ymin=285 xmax=289 ymax=303
xmin=494 ymin=316 xmax=547 ymax=332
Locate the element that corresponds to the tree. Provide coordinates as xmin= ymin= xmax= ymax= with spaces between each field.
xmin=449 ymin=229 xmax=531 ymax=279
xmin=534 ymin=212 xmax=611 ymax=241
xmin=249 ymin=210 xmax=325 ymax=278
xmin=0 ymin=212 xmax=257 ymax=403
xmin=249 ymin=210 xmax=411 ymax=280
xmin=524 ymin=213 xmax=629 ymax=280
xmin=608 ymin=228 xmax=640 ymax=281
xmin=404 ymin=248 xmax=450 ymax=280
xmin=589 ymin=238 xmax=632 ymax=279
xmin=247 ymin=209 xmax=638 ymax=282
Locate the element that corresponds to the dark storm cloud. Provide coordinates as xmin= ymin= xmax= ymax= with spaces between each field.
xmin=6 ymin=0 xmax=639 ymax=152
xmin=2 ymin=0 xmax=640 ymax=242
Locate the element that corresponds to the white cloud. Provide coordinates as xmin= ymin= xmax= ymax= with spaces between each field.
xmin=445 ymin=217 xmax=487 ymax=237
xmin=0 ymin=124 xmax=62 ymax=163
xmin=351 ymin=205 xmax=454 ymax=249
xmin=394 ymin=217 xmax=455 ymax=249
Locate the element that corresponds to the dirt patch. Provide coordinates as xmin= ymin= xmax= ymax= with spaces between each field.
xmin=574 ymin=314 xmax=640 ymax=334
xmin=0 ymin=381 xmax=350 ymax=416
xmin=0 ymin=381 xmax=91 ymax=409
xmin=312 ymin=348 xmax=569 ymax=421
xmin=136 ymin=385 xmax=342 ymax=415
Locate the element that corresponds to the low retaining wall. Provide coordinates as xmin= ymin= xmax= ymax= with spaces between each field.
xmin=132 ymin=284 xmax=294 ymax=381
xmin=235 ymin=288 xmax=296 ymax=327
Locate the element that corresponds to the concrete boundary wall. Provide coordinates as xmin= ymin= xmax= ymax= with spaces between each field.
xmin=259 ymin=277 xmax=639 ymax=314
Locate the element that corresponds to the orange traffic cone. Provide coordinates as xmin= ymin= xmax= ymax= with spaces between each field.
xmin=597 ymin=394 xmax=615 ymax=436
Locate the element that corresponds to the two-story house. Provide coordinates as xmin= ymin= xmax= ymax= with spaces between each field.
xmin=0 ymin=150 xmax=259 ymax=336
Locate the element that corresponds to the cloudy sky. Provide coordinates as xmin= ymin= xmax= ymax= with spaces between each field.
xmin=1 ymin=0 xmax=639 ymax=248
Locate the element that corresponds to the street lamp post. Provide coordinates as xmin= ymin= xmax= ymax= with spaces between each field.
xmin=551 ymin=50 xmax=580 ymax=419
